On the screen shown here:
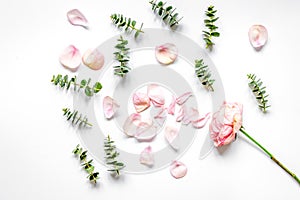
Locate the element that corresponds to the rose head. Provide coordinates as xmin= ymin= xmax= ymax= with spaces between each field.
xmin=210 ymin=102 xmax=243 ymax=147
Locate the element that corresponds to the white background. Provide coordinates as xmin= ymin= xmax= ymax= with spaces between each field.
xmin=1 ymin=0 xmax=300 ymax=199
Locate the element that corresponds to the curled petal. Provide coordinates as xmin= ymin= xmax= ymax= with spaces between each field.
xmin=155 ymin=43 xmax=178 ymax=65
xmin=123 ymin=113 xmax=141 ymax=137
xmin=59 ymin=45 xmax=81 ymax=72
xmin=103 ymin=96 xmax=119 ymax=119
xmin=140 ymin=146 xmax=154 ymax=166
xmin=133 ymin=92 xmax=151 ymax=113
xmin=135 ymin=122 xmax=157 ymax=142
xmin=152 ymin=107 xmax=167 ymax=126
xmin=182 ymin=107 xmax=199 ymax=125
xmin=248 ymin=25 xmax=268 ymax=51
xmin=176 ymin=92 xmax=193 ymax=105
xmin=147 ymin=84 xmax=165 ymax=106
xmin=82 ymin=49 xmax=104 ymax=70
xmin=165 ymin=126 xmax=179 ymax=149
xmin=170 ymin=161 xmax=187 ymax=179
xmin=167 ymin=95 xmax=176 ymax=115
xmin=67 ymin=9 xmax=88 ymax=28
xmin=192 ymin=112 xmax=211 ymax=129
xmin=176 ymin=105 xmax=186 ymax=122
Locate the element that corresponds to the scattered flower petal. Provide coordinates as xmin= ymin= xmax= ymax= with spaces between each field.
xmin=182 ymin=107 xmax=199 ymax=125
xmin=155 ymin=43 xmax=178 ymax=65
xmin=103 ymin=96 xmax=119 ymax=119
xmin=176 ymin=92 xmax=193 ymax=105
xmin=140 ymin=146 xmax=154 ymax=166
xmin=165 ymin=126 xmax=179 ymax=149
xmin=248 ymin=25 xmax=268 ymax=51
xmin=176 ymin=105 xmax=186 ymax=122
xmin=192 ymin=112 xmax=211 ymax=129
xmin=167 ymin=95 xmax=176 ymax=115
xmin=135 ymin=122 xmax=157 ymax=142
xmin=133 ymin=92 xmax=151 ymax=113
xmin=59 ymin=45 xmax=81 ymax=72
xmin=147 ymin=84 xmax=165 ymax=106
xmin=152 ymin=107 xmax=167 ymax=126
xmin=170 ymin=161 xmax=187 ymax=179
xmin=67 ymin=9 xmax=88 ymax=28
xmin=123 ymin=113 xmax=141 ymax=137
xmin=82 ymin=48 xmax=104 ymax=70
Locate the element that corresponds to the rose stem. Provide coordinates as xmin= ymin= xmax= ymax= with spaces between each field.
xmin=240 ymin=127 xmax=300 ymax=185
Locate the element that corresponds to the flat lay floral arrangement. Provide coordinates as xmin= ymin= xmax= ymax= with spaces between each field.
xmin=52 ymin=1 xmax=299 ymax=186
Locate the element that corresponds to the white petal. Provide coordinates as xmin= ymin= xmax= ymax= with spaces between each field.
xmin=165 ymin=126 xmax=179 ymax=149
xmin=170 ymin=161 xmax=187 ymax=179
xmin=103 ymin=96 xmax=119 ymax=119
xmin=123 ymin=113 xmax=141 ymax=137
xmin=155 ymin=43 xmax=178 ymax=65
xmin=135 ymin=122 xmax=157 ymax=142
xmin=140 ymin=146 xmax=154 ymax=166
xmin=67 ymin=9 xmax=88 ymax=28
xmin=82 ymin=48 xmax=104 ymax=70
xmin=132 ymin=92 xmax=151 ymax=113
xmin=176 ymin=92 xmax=193 ymax=105
xmin=147 ymin=84 xmax=165 ymax=106
xmin=59 ymin=45 xmax=81 ymax=72
xmin=192 ymin=112 xmax=211 ymax=129
xmin=248 ymin=25 xmax=268 ymax=50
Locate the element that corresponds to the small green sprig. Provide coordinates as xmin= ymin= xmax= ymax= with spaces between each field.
xmin=203 ymin=5 xmax=220 ymax=50
xmin=114 ymin=36 xmax=131 ymax=77
xmin=104 ymin=135 xmax=125 ymax=176
xmin=110 ymin=13 xmax=144 ymax=38
xmin=195 ymin=59 xmax=215 ymax=91
xmin=73 ymin=144 xmax=100 ymax=184
xmin=149 ymin=0 xmax=183 ymax=27
xmin=62 ymin=108 xmax=92 ymax=127
xmin=247 ymin=74 xmax=271 ymax=112
xmin=51 ymin=74 xmax=102 ymax=97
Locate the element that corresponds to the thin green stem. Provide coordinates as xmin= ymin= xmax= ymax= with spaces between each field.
xmin=240 ymin=127 xmax=300 ymax=185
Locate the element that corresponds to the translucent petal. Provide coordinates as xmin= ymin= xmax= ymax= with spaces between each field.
xmin=132 ymin=92 xmax=151 ymax=113
xmin=176 ymin=92 xmax=193 ymax=105
xmin=103 ymin=96 xmax=119 ymax=119
xmin=123 ymin=113 xmax=141 ymax=137
xmin=170 ymin=161 xmax=187 ymax=179
xmin=248 ymin=25 xmax=268 ymax=51
xmin=59 ymin=45 xmax=81 ymax=72
xmin=147 ymin=84 xmax=165 ymax=106
xmin=67 ymin=9 xmax=88 ymax=28
xmin=135 ymin=122 xmax=157 ymax=142
xmin=164 ymin=126 xmax=179 ymax=149
xmin=82 ymin=48 xmax=104 ymax=70
xmin=155 ymin=43 xmax=178 ymax=65
xmin=140 ymin=146 xmax=154 ymax=166
xmin=192 ymin=112 xmax=211 ymax=129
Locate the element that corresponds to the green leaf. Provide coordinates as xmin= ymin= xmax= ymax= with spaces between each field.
xmin=131 ymin=20 xmax=136 ymax=27
xmin=211 ymin=32 xmax=220 ymax=37
xmin=93 ymin=82 xmax=102 ymax=93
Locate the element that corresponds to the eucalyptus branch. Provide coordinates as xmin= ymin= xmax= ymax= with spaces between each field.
xmin=62 ymin=108 xmax=92 ymax=127
xmin=202 ymin=5 xmax=220 ymax=50
xmin=104 ymin=135 xmax=125 ymax=176
xmin=73 ymin=144 xmax=100 ymax=184
xmin=149 ymin=0 xmax=183 ymax=27
xmin=195 ymin=59 xmax=215 ymax=91
xmin=110 ymin=13 xmax=144 ymax=38
xmin=51 ymin=74 xmax=102 ymax=97
xmin=114 ymin=36 xmax=131 ymax=77
xmin=247 ymin=74 xmax=271 ymax=112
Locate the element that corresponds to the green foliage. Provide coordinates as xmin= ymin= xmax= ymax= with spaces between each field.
xmin=149 ymin=0 xmax=183 ymax=27
xmin=51 ymin=74 xmax=102 ymax=97
xmin=113 ymin=36 xmax=131 ymax=77
xmin=73 ymin=144 xmax=100 ymax=184
xmin=203 ymin=5 xmax=220 ymax=50
xmin=195 ymin=59 xmax=215 ymax=91
xmin=110 ymin=13 xmax=144 ymax=38
xmin=104 ymin=135 xmax=125 ymax=176
xmin=62 ymin=108 xmax=92 ymax=127
xmin=247 ymin=74 xmax=271 ymax=112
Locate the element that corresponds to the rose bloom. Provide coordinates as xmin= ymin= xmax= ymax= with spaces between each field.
xmin=210 ymin=102 xmax=243 ymax=147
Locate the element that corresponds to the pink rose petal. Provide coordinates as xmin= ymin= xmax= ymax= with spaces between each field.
xmin=176 ymin=92 xmax=193 ymax=105
xmin=165 ymin=126 xmax=179 ymax=149
xmin=67 ymin=9 xmax=88 ymax=28
xmin=155 ymin=43 xmax=178 ymax=65
xmin=135 ymin=122 xmax=157 ymax=142
xmin=133 ymin=92 xmax=151 ymax=113
xmin=182 ymin=107 xmax=199 ymax=125
xmin=123 ymin=113 xmax=141 ymax=137
xmin=167 ymin=95 xmax=176 ymax=115
xmin=140 ymin=146 xmax=154 ymax=166
xmin=147 ymin=84 xmax=165 ymax=106
xmin=103 ymin=96 xmax=119 ymax=119
xmin=176 ymin=105 xmax=186 ymax=122
xmin=152 ymin=107 xmax=167 ymax=126
xmin=82 ymin=48 xmax=104 ymax=70
xmin=192 ymin=112 xmax=211 ymax=129
xmin=170 ymin=161 xmax=187 ymax=179
xmin=248 ymin=25 xmax=268 ymax=51
xmin=59 ymin=45 xmax=81 ymax=72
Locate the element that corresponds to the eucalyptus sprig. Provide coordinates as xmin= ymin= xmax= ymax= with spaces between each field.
xmin=202 ymin=5 xmax=220 ymax=50
xmin=247 ymin=74 xmax=271 ymax=112
xmin=104 ymin=135 xmax=125 ymax=176
xmin=149 ymin=0 xmax=183 ymax=27
xmin=110 ymin=13 xmax=144 ymax=38
xmin=113 ymin=36 xmax=131 ymax=77
xmin=62 ymin=108 xmax=92 ymax=127
xmin=195 ymin=59 xmax=215 ymax=91
xmin=73 ymin=144 xmax=100 ymax=184
xmin=51 ymin=74 xmax=102 ymax=97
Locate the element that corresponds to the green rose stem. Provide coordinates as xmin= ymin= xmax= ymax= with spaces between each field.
xmin=240 ymin=127 xmax=300 ymax=185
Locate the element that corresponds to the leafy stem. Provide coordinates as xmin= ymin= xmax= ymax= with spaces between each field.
xmin=114 ymin=36 xmax=131 ymax=77
xmin=62 ymin=108 xmax=92 ymax=127
xmin=203 ymin=5 xmax=220 ymax=50
xmin=195 ymin=59 xmax=215 ymax=91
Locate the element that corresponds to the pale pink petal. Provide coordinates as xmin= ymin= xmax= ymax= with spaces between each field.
xmin=176 ymin=105 xmax=186 ymax=122
xmin=147 ymin=84 xmax=165 ymax=106
xmin=82 ymin=48 xmax=104 ymax=70
xmin=165 ymin=126 xmax=179 ymax=149
xmin=135 ymin=122 xmax=157 ymax=142
xmin=103 ymin=96 xmax=119 ymax=119
xmin=192 ymin=112 xmax=211 ymax=129
xmin=132 ymin=92 xmax=151 ymax=113
xmin=153 ymin=107 xmax=167 ymax=126
xmin=167 ymin=95 xmax=176 ymax=115
xmin=123 ymin=113 xmax=141 ymax=137
xmin=170 ymin=161 xmax=187 ymax=179
xmin=59 ymin=45 xmax=81 ymax=72
xmin=182 ymin=107 xmax=199 ymax=125
xmin=155 ymin=43 xmax=178 ymax=65
xmin=176 ymin=92 xmax=193 ymax=105
xmin=67 ymin=9 xmax=88 ymax=28
xmin=248 ymin=25 xmax=268 ymax=51
xmin=140 ymin=146 xmax=154 ymax=166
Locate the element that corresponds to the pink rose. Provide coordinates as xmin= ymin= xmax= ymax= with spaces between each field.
xmin=210 ymin=102 xmax=243 ymax=147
